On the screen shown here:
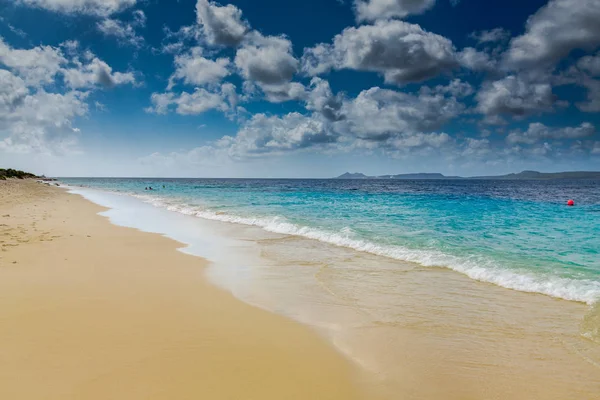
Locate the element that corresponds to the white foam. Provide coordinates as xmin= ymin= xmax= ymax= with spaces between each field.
xmin=66 ymin=185 xmax=600 ymax=305
xmin=131 ymin=192 xmax=600 ymax=305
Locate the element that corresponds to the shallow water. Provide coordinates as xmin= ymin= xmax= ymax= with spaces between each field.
xmin=62 ymin=178 xmax=600 ymax=304
xmin=63 ymin=181 xmax=600 ymax=399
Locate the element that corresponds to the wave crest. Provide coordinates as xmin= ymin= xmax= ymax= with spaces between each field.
xmin=133 ymin=193 xmax=600 ymax=305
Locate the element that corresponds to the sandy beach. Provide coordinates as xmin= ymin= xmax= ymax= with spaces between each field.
xmin=0 ymin=180 xmax=367 ymax=400
xmin=1 ymin=179 xmax=599 ymax=400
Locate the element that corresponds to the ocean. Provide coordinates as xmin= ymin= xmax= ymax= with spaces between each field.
xmin=61 ymin=178 xmax=600 ymax=304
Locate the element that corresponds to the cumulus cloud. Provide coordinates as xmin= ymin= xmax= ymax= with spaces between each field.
xmin=354 ymin=0 xmax=436 ymax=22
xmin=476 ymin=75 xmax=556 ymax=119
xmin=235 ymin=33 xmax=299 ymax=85
xmin=17 ymin=0 xmax=137 ymax=17
xmin=0 ymin=38 xmax=135 ymax=90
xmin=420 ymin=79 xmax=473 ymax=97
xmin=305 ymin=78 xmax=345 ymax=121
xmin=62 ymin=53 xmax=136 ymax=89
xmin=457 ymin=47 xmax=497 ymax=71
xmin=0 ymin=38 xmax=66 ymax=86
xmin=234 ymin=32 xmax=303 ymax=101
xmin=168 ymin=47 xmax=231 ymax=89
xmin=0 ymin=39 xmax=136 ymax=154
xmin=0 ymin=70 xmax=29 ymax=113
xmin=221 ymin=112 xmax=336 ymax=158
xmin=196 ymin=0 xmax=249 ymax=46
xmin=97 ymin=17 xmax=144 ymax=48
xmin=138 ymin=113 xmax=334 ymax=168
xmin=337 ymin=86 xmax=464 ymax=140
xmin=301 ymin=20 xmax=457 ymax=85
xmin=506 ymin=122 xmax=596 ymax=144
xmin=504 ymin=0 xmax=600 ymax=69
xmin=0 ymin=70 xmax=88 ymax=153
xmin=261 ymin=82 xmax=306 ymax=103
xmin=146 ymin=84 xmax=236 ymax=115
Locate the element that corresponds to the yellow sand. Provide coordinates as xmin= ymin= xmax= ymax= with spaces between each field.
xmin=0 ymin=180 xmax=368 ymax=400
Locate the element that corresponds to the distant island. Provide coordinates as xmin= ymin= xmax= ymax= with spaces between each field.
xmin=0 ymin=168 xmax=38 ymax=180
xmin=334 ymin=170 xmax=600 ymax=180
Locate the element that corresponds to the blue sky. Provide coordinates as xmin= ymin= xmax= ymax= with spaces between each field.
xmin=0 ymin=0 xmax=599 ymax=177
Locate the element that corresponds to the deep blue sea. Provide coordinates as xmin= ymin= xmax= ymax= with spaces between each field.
xmin=61 ymin=178 xmax=600 ymax=304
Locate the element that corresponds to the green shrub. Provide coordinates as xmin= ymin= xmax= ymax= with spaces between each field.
xmin=0 ymin=169 xmax=37 ymax=179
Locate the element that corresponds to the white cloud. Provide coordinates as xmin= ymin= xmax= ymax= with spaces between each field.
xmin=196 ymin=0 xmax=249 ymax=46
xmin=261 ymin=82 xmax=306 ymax=103
xmin=235 ymin=33 xmax=299 ymax=85
xmin=476 ymin=75 xmax=556 ymax=119
xmin=384 ymin=131 xmax=451 ymax=150
xmin=505 ymin=0 xmax=600 ymax=68
xmin=457 ymin=47 xmax=497 ymax=71
xmin=234 ymin=32 xmax=303 ymax=102
xmin=0 ymin=69 xmax=29 ymax=113
xmin=422 ymin=79 xmax=474 ymax=98
xmin=168 ymin=47 xmax=231 ymax=89
xmin=305 ymin=78 xmax=345 ymax=121
xmin=0 ymin=70 xmax=88 ymax=154
xmin=506 ymin=122 xmax=596 ymax=145
xmin=0 ymin=37 xmax=66 ymax=86
xmin=223 ymin=112 xmax=335 ymax=158
xmin=146 ymin=84 xmax=236 ymax=116
xmin=461 ymin=138 xmax=491 ymax=158
xmin=301 ymin=20 xmax=457 ymax=85
xmin=17 ymin=0 xmax=137 ymax=17
xmin=0 ymin=39 xmax=136 ymax=154
xmin=62 ymin=54 xmax=136 ymax=89
xmin=354 ymin=0 xmax=436 ymax=22
xmin=97 ymin=18 xmax=144 ymax=48
xmin=336 ymin=86 xmax=464 ymax=140
xmin=0 ymin=38 xmax=135 ymax=90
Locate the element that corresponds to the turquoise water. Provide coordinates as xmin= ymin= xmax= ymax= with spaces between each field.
xmin=61 ymin=178 xmax=600 ymax=304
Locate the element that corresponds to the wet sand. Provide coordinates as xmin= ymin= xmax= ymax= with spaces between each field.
xmin=181 ymin=211 xmax=600 ymax=399
xmin=0 ymin=180 xmax=367 ymax=400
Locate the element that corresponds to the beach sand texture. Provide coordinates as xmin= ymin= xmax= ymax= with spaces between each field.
xmin=0 ymin=180 xmax=367 ymax=400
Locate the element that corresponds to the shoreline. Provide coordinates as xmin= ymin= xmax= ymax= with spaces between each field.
xmin=2 ymin=179 xmax=599 ymax=399
xmin=63 ymin=179 xmax=600 ymax=306
xmin=64 ymin=182 xmax=600 ymax=399
xmin=0 ymin=180 xmax=369 ymax=400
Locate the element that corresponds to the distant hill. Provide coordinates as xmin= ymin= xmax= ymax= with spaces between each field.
xmin=0 ymin=168 xmax=37 ymax=180
xmin=336 ymin=172 xmax=370 ymax=179
xmin=334 ymin=170 xmax=600 ymax=180
xmin=471 ymin=170 xmax=600 ymax=180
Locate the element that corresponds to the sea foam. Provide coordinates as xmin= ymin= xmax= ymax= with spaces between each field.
xmin=131 ymin=193 xmax=600 ymax=305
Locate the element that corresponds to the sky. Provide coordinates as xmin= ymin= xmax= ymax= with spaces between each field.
xmin=0 ymin=0 xmax=599 ymax=178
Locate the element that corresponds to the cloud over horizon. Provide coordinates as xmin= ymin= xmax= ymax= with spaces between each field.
xmin=1 ymin=0 xmax=599 ymax=177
